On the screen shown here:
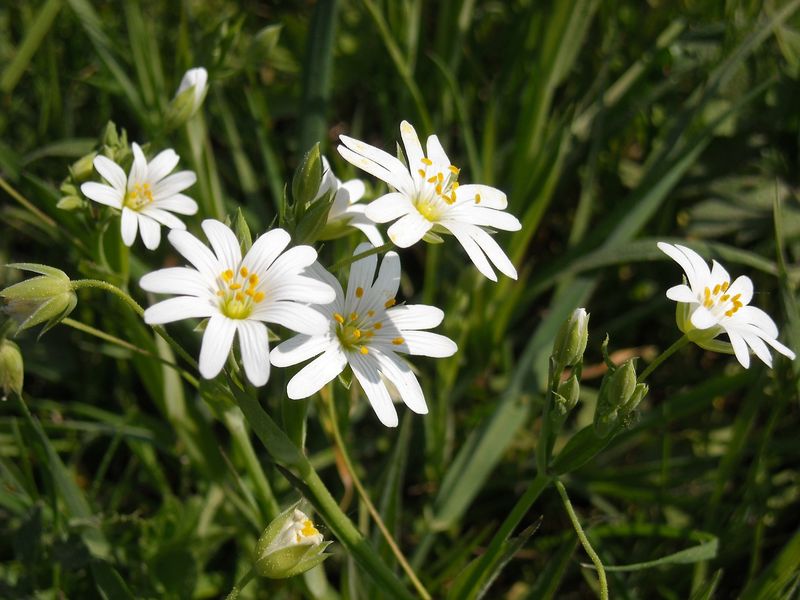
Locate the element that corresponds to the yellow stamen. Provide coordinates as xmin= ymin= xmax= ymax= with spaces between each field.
xmin=349 ymin=312 xmax=358 ymax=321
xmin=722 ymin=281 xmax=730 ymax=292
xmin=427 ymin=175 xmax=438 ymax=184
xmin=435 ymin=183 xmax=443 ymax=195
xmin=720 ymin=294 xmax=730 ymax=302
xmin=355 ymin=286 xmax=364 ymax=298
xmin=452 ymin=182 xmax=459 ymax=191
xmin=421 ymin=157 xmax=432 ymax=166
xmin=253 ymin=291 xmax=265 ymax=303
xmin=216 ymin=290 xmax=224 ymax=297
xmin=418 ymin=169 xmax=426 ymax=177
xmin=249 ymin=274 xmax=259 ymax=285
xmin=223 ymin=270 xmax=234 ymax=282
xmin=437 ymin=172 xmax=443 ymax=183
xmin=360 ymin=346 xmax=369 ymax=355
xmin=230 ymin=283 xmax=242 ymax=290
xmin=475 ymin=194 xmax=481 ymax=204
xmin=374 ymin=322 xmax=382 ymax=330
xmin=364 ymin=330 xmax=374 ymax=339
xmin=235 ymin=292 xmax=244 ymax=301
xmin=392 ymin=337 xmax=404 ymax=345
xmin=732 ymin=293 xmax=741 ymax=302
xmin=713 ymin=284 xmax=721 ymax=295
xmin=704 ymin=287 xmax=711 ymax=299
xmin=301 ymin=519 xmax=318 ymax=537
xmin=334 ymin=313 xmax=345 ymax=324
xmin=240 ymin=267 xmax=249 ymax=277
xmin=367 ymin=310 xmax=375 ymax=317
xmin=353 ymin=329 xmax=361 ymax=339
xmin=384 ymin=298 xmax=396 ymax=308
xmin=448 ymin=165 xmax=460 ymax=174
xmin=245 ymin=289 xmax=254 ymax=297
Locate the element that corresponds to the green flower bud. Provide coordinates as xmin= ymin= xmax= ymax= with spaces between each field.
xmin=165 ymin=67 xmax=209 ymax=130
xmin=548 ymin=373 xmax=581 ymax=437
xmin=1 ymin=264 xmax=77 ymax=335
xmin=56 ymin=196 xmax=85 ymax=211
xmin=69 ymin=151 xmax=98 ymax=182
xmin=552 ymin=308 xmax=589 ymax=367
xmin=593 ymin=359 xmax=638 ymax=438
xmin=620 ymin=382 xmax=648 ymax=414
xmin=0 ymin=339 xmax=23 ymax=399
xmin=254 ymin=503 xmax=331 ymax=579
xmin=292 ymin=144 xmax=335 ymax=245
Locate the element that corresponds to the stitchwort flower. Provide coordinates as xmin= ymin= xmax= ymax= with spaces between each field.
xmin=317 ymin=157 xmax=383 ymax=246
xmin=658 ymin=242 xmax=795 ymax=368
xmin=254 ymin=505 xmax=330 ymax=579
xmin=81 ymin=143 xmax=198 ymax=250
xmin=141 ymin=220 xmax=335 ymax=386
xmin=271 ymin=243 xmax=457 ymax=427
xmin=337 ymin=121 xmax=521 ymax=281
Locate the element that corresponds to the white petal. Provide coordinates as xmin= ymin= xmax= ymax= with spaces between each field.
xmin=372 ymin=251 xmax=401 ymax=301
xmin=449 ymin=205 xmax=521 ymax=231
xmin=726 ymin=327 xmax=751 ymax=369
xmin=199 ymin=315 xmax=237 ymax=379
xmin=666 ymin=284 xmax=697 ymax=303
xmin=733 ymin=306 xmax=778 ymax=338
xmin=339 ymin=134 xmax=413 ymax=184
xmin=337 ymin=144 xmax=413 ymax=196
xmin=352 ymin=220 xmax=385 ymax=247
xmin=387 ymin=212 xmax=432 ymax=248
xmin=93 ymin=155 xmax=127 ymax=192
xmin=454 ymin=184 xmax=507 ymax=210
xmin=425 ymin=134 xmax=451 ymax=166
xmin=373 ymin=350 xmax=427 ymax=414
xmin=147 ymin=148 xmax=179 ymax=183
xmin=238 ymin=320 xmax=270 ymax=386
xmin=710 ymin=260 xmax=730 ymax=287
xmin=81 ymin=182 xmax=122 ymax=208
xmin=399 ymin=121 xmax=425 ymax=167
xmin=153 ymin=171 xmax=197 ymax=198
xmin=264 ymin=245 xmax=319 ymax=281
xmin=690 ymin=305 xmax=719 ymax=330
xmin=154 ymin=193 xmax=198 ymax=215
xmin=270 ymin=275 xmax=337 ymax=304
xmin=138 ymin=215 xmax=162 ymax=250
xmin=657 ymin=242 xmax=702 ymax=293
xmin=140 ymin=206 xmax=186 ymax=230
xmin=129 ymin=143 xmax=148 ymax=185
xmin=444 ymin=222 xmax=497 ymax=281
xmin=286 ymin=344 xmax=347 ymax=399
xmin=676 ymin=244 xmax=712 ymax=290
xmin=739 ymin=330 xmax=773 ymax=367
xmin=168 ymin=229 xmax=221 ymax=279
xmin=243 ymin=228 xmax=291 ymax=275
xmin=726 ymin=275 xmax=753 ymax=306
xmin=391 ymin=331 xmax=457 ymax=357
xmin=387 ymin=304 xmax=443 ymax=330
xmin=734 ymin=323 xmax=795 ymax=361
xmin=202 ymin=219 xmax=242 ymax=270
xmin=143 ymin=296 xmax=215 ymax=324
xmin=140 ymin=267 xmax=211 ymax=297
xmin=120 ymin=207 xmax=138 ymax=246
xmin=252 ymin=301 xmax=329 ymax=334
xmin=347 ymin=242 xmax=378 ymax=305
xmin=271 ymin=334 xmax=331 ymax=367
xmin=365 ymin=192 xmax=414 ymax=224
xmin=342 ymin=179 xmax=366 ymax=203
xmin=467 ymin=226 xmax=517 ymax=279
xmin=350 ymin=351 xmax=398 ymax=427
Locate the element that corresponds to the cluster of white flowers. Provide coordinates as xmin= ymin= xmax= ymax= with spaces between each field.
xmin=75 ymin=70 xmax=794 ymax=423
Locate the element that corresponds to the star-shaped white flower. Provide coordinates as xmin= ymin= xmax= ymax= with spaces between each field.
xmin=658 ymin=242 xmax=795 ymax=368
xmin=81 ymin=143 xmax=198 ymax=250
xmin=317 ymin=157 xmax=383 ymax=246
xmin=140 ymin=219 xmax=335 ymax=386
xmin=337 ymin=120 xmax=521 ymax=281
xmin=271 ymin=243 xmax=457 ymax=427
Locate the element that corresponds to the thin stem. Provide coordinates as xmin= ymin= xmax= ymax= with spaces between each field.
xmin=330 ymin=242 xmax=394 ymax=272
xmin=637 ymin=334 xmax=689 ymax=383
xmin=324 ymin=390 xmax=432 ymax=600
xmin=72 ymin=279 xmax=144 ymax=315
xmin=554 ymin=480 xmax=608 ymax=600
xmin=225 ymin=567 xmax=255 ymax=600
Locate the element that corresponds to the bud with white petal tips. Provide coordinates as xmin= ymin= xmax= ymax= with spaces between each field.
xmin=166 ymin=67 xmax=209 ymax=129
xmin=1 ymin=264 xmax=77 ymax=335
xmin=254 ymin=503 xmax=331 ymax=579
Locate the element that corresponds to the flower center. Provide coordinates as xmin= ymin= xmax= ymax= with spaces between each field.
xmin=413 ymin=157 xmax=462 ymax=222
xmin=297 ymin=518 xmax=319 ymax=543
xmin=332 ymin=291 xmax=403 ymax=354
xmin=125 ymin=183 xmax=154 ymax=210
xmin=701 ymin=280 xmax=743 ymax=317
xmin=216 ymin=266 xmax=265 ymax=319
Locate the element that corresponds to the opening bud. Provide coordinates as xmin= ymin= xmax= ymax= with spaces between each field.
xmin=166 ymin=67 xmax=209 ymax=129
xmin=552 ymin=308 xmax=589 ymax=367
xmin=1 ymin=264 xmax=77 ymax=335
xmin=254 ymin=503 xmax=331 ymax=579
xmin=0 ymin=339 xmax=23 ymax=399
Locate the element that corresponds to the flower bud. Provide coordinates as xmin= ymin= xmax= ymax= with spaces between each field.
xmin=165 ymin=67 xmax=208 ymax=129
xmin=0 ymin=339 xmax=23 ymax=399
xmin=254 ymin=504 xmax=331 ymax=579
xmin=69 ymin=151 xmax=98 ymax=182
xmin=1 ymin=264 xmax=77 ymax=335
xmin=292 ymin=144 xmax=335 ymax=245
xmin=552 ymin=308 xmax=589 ymax=367
xmin=593 ymin=359 xmax=638 ymax=438
xmin=548 ymin=373 xmax=581 ymax=435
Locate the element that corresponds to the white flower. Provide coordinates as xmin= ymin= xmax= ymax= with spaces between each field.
xmin=175 ymin=67 xmax=208 ymax=115
xmin=81 ymin=143 xmax=198 ymax=250
xmin=337 ymin=120 xmax=521 ymax=281
xmin=271 ymin=243 xmax=458 ymax=427
xmin=261 ymin=509 xmax=324 ymax=554
xmin=658 ymin=242 xmax=795 ymax=368
xmin=140 ymin=220 xmax=335 ymax=386
xmin=316 ymin=157 xmax=383 ymax=246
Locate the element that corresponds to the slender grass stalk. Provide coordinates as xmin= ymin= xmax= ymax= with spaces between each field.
xmin=554 ymin=480 xmax=608 ymax=600
xmin=323 ymin=390 xmax=432 ymax=600
xmin=0 ymin=0 xmax=63 ymax=93
xmin=637 ymin=335 xmax=689 ymax=383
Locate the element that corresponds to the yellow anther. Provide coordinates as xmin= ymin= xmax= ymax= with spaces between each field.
xmin=367 ymin=310 xmax=375 ymax=317
xmin=452 ymin=182 xmax=459 ymax=191
xmin=421 ymin=157 xmax=432 ymax=166
xmin=385 ymin=298 xmax=396 ymax=308
xmin=704 ymin=287 xmax=711 ymax=299
xmin=349 ymin=312 xmax=359 ymax=322
xmin=720 ymin=294 xmax=730 ymax=302
xmin=435 ymin=184 xmax=443 ymax=195
xmin=235 ymin=292 xmax=244 ymax=301
xmin=360 ymin=346 xmax=369 ymax=355
xmin=704 ymin=299 xmax=713 ymax=309
xmin=364 ymin=330 xmax=374 ymax=339
xmin=713 ymin=284 xmax=721 ymax=295
xmin=249 ymin=274 xmax=259 ymax=286
xmin=230 ymin=283 xmax=242 ymax=290
xmin=427 ymin=175 xmax=438 ymax=184
xmin=449 ymin=165 xmax=460 ymax=174
xmin=222 ymin=270 xmax=234 ymax=282
xmin=355 ymin=286 xmax=364 ymax=298
xmin=392 ymin=337 xmax=404 ymax=345
xmin=253 ymin=291 xmax=265 ymax=303
xmin=374 ymin=322 xmax=382 ymax=330
xmin=353 ymin=329 xmax=362 ymax=339
xmin=722 ymin=281 xmax=730 ymax=292
xmin=437 ymin=173 xmax=443 ymax=183
xmin=301 ymin=519 xmax=318 ymax=537
xmin=245 ymin=289 xmax=254 ymax=297
xmin=334 ymin=313 xmax=345 ymax=324
xmin=216 ymin=290 xmax=224 ymax=297
xmin=475 ymin=194 xmax=481 ymax=204
xmin=418 ymin=169 xmax=426 ymax=177
xmin=732 ymin=294 xmax=741 ymax=302
xmin=240 ymin=267 xmax=249 ymax=277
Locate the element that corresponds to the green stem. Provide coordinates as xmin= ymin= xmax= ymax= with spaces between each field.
xmin=637 ymin=334 xmax=689 ymax=383
xmin=330 ymin=242 xmax=394 ymax=272
xmin=324 ymin=391 xmax=431 ymax=600
xmin=230 ymin=382 xmax=416 ymax=600
xmin=554 ymin=480 xmax=608 ymax=600
xmin=225 ymin=567 xmax=255 ymax=600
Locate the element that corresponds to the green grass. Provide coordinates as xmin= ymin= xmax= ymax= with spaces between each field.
xmin=1 ymin=1 xmax=800 ymax=598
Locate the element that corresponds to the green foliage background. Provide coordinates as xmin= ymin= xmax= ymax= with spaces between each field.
xmin=1 ymin=0 xmax=799 ymax=598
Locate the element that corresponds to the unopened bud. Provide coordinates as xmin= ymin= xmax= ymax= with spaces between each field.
xmin=292 ymin=145 xmax=333 ymax=245
xmin=593 ymin=359 xmax=638 ymax=438
xmin=548 ymin=373 xmax=580 ymax=434
xmin=0 ymin=339 xmax=23 ymax=399
xmin=254 ymin=504 xmax=331 ymax=579
xmin=552 ymin=308 xmax=589 ymax=367
xmin=1 ymin=264 xmax=76 ymax=335
xmin=166 ymin=67 xmax=208 ymax=129
xmin=69 ymin=152 xmax=98 ymax=182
